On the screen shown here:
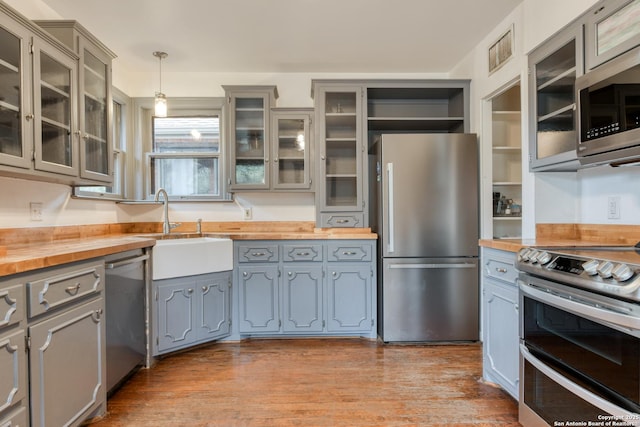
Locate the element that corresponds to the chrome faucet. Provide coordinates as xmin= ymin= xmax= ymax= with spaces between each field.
xmin=154 ymin=188 xmax=180 ymax=234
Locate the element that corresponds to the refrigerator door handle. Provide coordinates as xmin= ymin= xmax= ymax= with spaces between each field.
xmin=387 ymin=162 xmax=395 ymax=253
xmin=388 ymin=263 xmax=477 ymax=269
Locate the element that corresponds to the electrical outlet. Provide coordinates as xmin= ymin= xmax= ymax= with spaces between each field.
xmin=607 ymin=196 xmax=621 ymax=219
xmin=30 ymin=202 xmax=43 ymax=221
xmin=243 ymin=207 xmax=252 ymax=220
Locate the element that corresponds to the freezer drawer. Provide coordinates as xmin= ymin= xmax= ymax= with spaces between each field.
xmin=380 ymin=257 xmax=479 ymax=342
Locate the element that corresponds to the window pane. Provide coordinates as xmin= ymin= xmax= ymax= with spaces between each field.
xmin=151 ymin=156 xmax=219 ymax=197
xmin=153 ymin=116 xmax=220 ymax=153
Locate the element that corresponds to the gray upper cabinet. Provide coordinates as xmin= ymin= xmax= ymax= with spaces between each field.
xmin=224 ymin=85 xmax=278 ymax=191
xmin=585 ymin=0 xmax=640 ymax=70
xmin=36 ymin=20 xmax=116 ymax=183
xmin=0 ymin=12 xmax=31 ymax=171
xmin=528 ymin=21 xmax=584 ymax=171
xmin=313 ymin=83 xmax=366 ymax=228
xmin=0 ymin=3 xmax=119 ymax=185
xmin=270 ymin=108 xmax=313 ymax=190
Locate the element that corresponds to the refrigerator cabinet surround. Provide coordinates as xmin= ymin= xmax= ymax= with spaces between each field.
xmin=373 ymin=133 xmax=479 ymax=342
xmin=380 ymin=258 xmax=479 ymax=342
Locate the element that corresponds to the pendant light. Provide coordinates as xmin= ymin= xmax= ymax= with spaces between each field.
xmin=153 ymin=51 xmax=168 ymax=117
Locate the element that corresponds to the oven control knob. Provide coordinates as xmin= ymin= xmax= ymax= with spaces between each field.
xmin=528 ymin=250 xmax=540 ymax=263
xmin=582 ymin=259 xmax=599 ymax=276
xmin=518 ymin=248 xmax=531 ymax=262
xmin=612 ymin=263 xmax=634 ymax=282
xmin=536 ymin=251 xmax=552 ymax=265
xmin=597 ymin=261 xmax=614 ymax=279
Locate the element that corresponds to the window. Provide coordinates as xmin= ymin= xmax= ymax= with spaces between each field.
xmin=148 ymin=115 xmax=223 ymax=199
xmin=73 ymin=89 xmax=128 ymax=199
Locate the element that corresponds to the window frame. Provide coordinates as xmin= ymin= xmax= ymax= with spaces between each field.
xmin=72 ymin=87 xmax=129 ymax=200
xmin=139 ymin=97 xmax=229 ymax=201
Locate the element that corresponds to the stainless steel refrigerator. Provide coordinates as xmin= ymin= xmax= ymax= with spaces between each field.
xmin=371 ymin=133 xmax=479 ymax=342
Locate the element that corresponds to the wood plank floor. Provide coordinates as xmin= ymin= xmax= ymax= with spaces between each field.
xmin=90 ymin=339 xmax=520 ymax=426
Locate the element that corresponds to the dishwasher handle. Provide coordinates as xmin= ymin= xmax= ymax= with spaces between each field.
xmin=105 ymin=254 xmax=149 ymax=270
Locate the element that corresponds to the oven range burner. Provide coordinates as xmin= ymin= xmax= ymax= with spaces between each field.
xmin=517 ymin=246 xmax=640 ymax=302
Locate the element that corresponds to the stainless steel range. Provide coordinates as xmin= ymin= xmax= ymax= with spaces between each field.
xmin=517 ymin=245 xmax=640 ymax=427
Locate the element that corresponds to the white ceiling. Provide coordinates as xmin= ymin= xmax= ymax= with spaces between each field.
xmin=37 ymin=0 xmax=523 ymax=74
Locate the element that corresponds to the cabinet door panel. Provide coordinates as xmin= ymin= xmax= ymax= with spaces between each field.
xmin=0 ymin=329 xmax=27 ymax=414
xmin=238 ymin=265 xmax=280 ymax=333
xmin=29 ymin=298 xmax=104 ymax=427
xmin=282 ymin=265 xmax=323 ymax=332
xmin=483 ymin=279 xmax=519 ymax=399
xmin=198 ymin=274 xmax=231 ymax=340
xmin=327 ymin=265 xmax=372 ymax=332
xmin=156 ymin=281 xmax=197 ymax=352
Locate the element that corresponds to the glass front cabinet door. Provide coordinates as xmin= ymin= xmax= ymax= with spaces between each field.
xmin=34 ymin=20 xmax=117 ymax=183
xmin=225 ymin=86 xmax=278 ymax=191
xmin=270 ymin=108 xmax=312 ymax=190
xmin=32 ymin=38 xmax=78 ymax=177
xmin=585 ymin=0 xmax=640 ymax=70
xmin=528 ymin=21 xmax=583 ymax=171
xmin=313 ymin=84 xmax=366 ymax=227
xmin=0 ymin=15 xmax=31 ymax=170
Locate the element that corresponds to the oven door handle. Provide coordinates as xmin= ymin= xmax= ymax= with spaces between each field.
xmin=519 ymin=280 xmax=640 ymax=333
xmin=521 ymin=343 xmax=640 ymax=425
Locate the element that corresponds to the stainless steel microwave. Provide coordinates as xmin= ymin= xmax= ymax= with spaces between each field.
xmin=577 ymin=45 xmax=640 ymax=166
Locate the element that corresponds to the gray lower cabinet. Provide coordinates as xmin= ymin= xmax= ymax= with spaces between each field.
xmin=153 ymin=271 xmax=232 ymax=355
xmin=235 ymin=240 xmax=376 ymax=338
xmin=0 ymin=258 xmax=107 ymax=427
xmin=0 ymin=279 xmax=27 ymax=427
xmin=29 ymin=298 xmax=104 ymax=427
xmin=481 ymin=247 xmax=519 ymax=399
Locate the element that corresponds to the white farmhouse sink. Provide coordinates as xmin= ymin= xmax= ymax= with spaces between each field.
xmin=152 ymin=237 xmax=233 ymax=280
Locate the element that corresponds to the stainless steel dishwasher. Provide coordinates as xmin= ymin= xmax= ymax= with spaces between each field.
xmin=104 ymin=248 xmax=149 ymax=394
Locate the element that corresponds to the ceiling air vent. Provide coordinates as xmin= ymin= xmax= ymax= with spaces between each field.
xmin=489 ymin=25 xmax=514 ymax=74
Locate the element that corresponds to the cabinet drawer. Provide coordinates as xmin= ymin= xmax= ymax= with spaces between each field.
xmin=484 ymin=257 xmax=518 ymax=285
xmin=320 ymin=213 xmax=363 ymax=228
xmin=0 ymin=283 xmax=24 ymax=332
xmin=282 ymin=244 xmax=323 ymax=262
xmin=27 ymin=261 xmax=104 ymax=318
xmin=237 ymin=244 xmax=279 ymax=263
xmin=327 ymin=242 xmax=373 ymax=262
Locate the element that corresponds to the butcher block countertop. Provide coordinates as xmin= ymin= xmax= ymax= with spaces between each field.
xmin=479 ymin=224 xmax=640 ymax=253
xmin=0 ymin=221 xmax=377 ymax=277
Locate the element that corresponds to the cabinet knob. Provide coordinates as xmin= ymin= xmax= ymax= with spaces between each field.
xmin=274 ymin=158 xmax=279 ymax=163
xmin=187 ymin=288 xmax=194 ymax=294
xmin=321 ymin=155 xmax=326 ymax=160
xmin=288 ymin=271 xmax=292 ymax=276
xmin=332 ymin=272 xmax=337 ymax=277
xmin=243 ymin=272 xmax=248 ymax=277
xmin=25 ymin=113 xmax=34 ymax=120
xmin=202 ymin=286 xmax=209 ymax=292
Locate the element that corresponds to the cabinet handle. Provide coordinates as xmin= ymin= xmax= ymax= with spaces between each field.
xmin=25 ymin=113 xmax=34 ymax=120
xmin=251 ymin=252 xmax=266 ymax=257
xmin=495 ymin=267 xmax=508 ymax=274
xmin=65 ymin=283 xmax=81 ymax=295
xmin=336 ymin=219 xmax=350 ymax=224
xmin=343 ymin=251 xmax=357 ymax=256
xmin=296 ymin=252 xmax=310 ymax=256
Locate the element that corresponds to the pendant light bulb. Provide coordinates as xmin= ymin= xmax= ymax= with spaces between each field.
xmin=153 ymin=51 xmax=168 ymax=117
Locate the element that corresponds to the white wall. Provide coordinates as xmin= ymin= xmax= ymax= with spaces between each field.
xmin=4 ymin=0 xmax=640 ymax=230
